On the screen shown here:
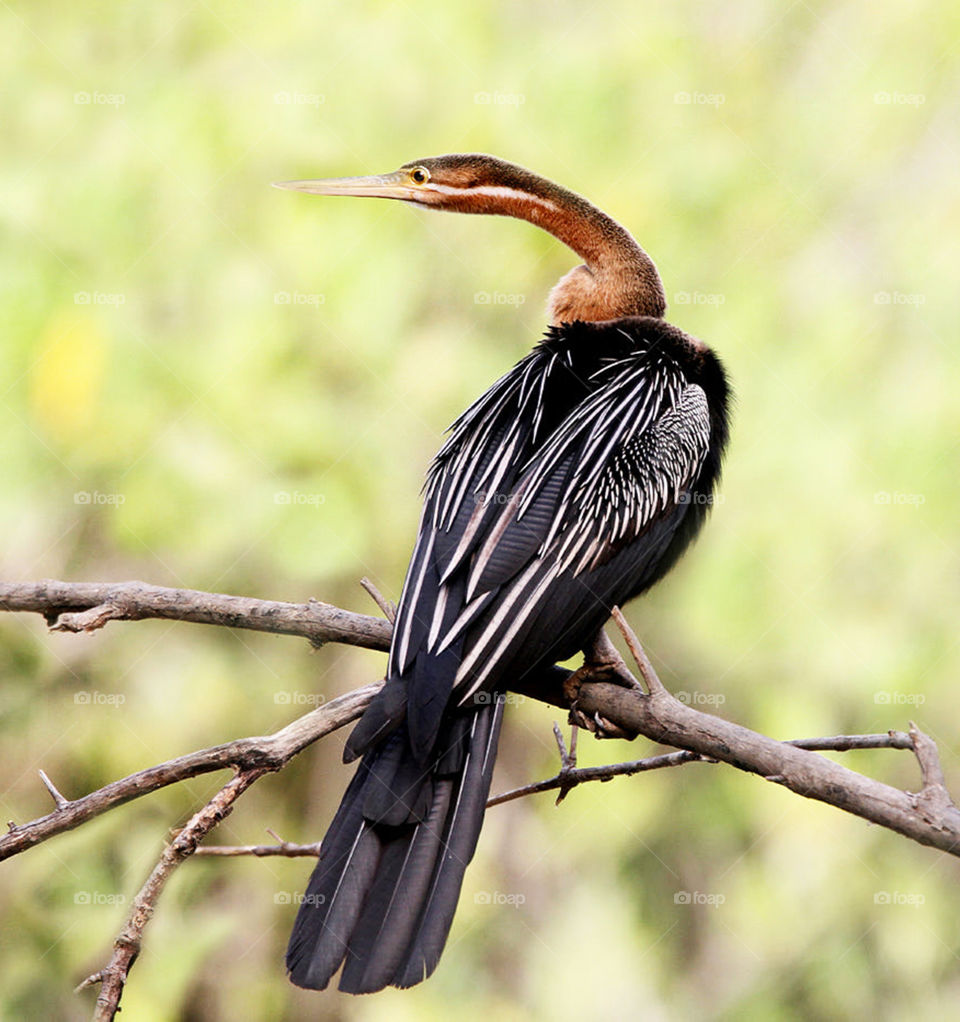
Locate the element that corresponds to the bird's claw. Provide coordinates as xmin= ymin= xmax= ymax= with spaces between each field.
xmin=567 ymin=706 xmax=631 ymax=740
xmin=592 ymin=710 xmax=632 ymax=739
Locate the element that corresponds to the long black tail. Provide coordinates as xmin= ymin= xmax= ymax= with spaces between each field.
xmin=286 ymin=696 xmax=504 ymax=993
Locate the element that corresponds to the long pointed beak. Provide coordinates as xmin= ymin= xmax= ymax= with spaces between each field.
xmin=272 ymin=171 xmax=417 ymax=201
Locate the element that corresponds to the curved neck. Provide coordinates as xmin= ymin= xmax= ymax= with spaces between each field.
xmin=482 ymin=178 xmax=667 ymax=324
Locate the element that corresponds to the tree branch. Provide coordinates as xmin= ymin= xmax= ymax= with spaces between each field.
xmin=75 ymin=765 xmax=269 ymax=1021
xmin=0 ymin=579 xmax=390 ymax=650
xmin=194 ymin=832 xmax=323 ymax=858
xmin=488 ymin=730 xmax=916 ymax=807
xmin=561 ymin=610 xmax=960 ymax=856
xmin=1 ymin=682 xmax=381 ymax=860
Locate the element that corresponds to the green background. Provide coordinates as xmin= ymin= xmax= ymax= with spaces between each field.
xmin=2 ymin=1 xmax=959 ymax=1019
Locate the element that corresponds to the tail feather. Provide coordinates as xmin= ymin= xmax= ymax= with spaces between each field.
xmin=361 ymin=731 xmax=433 ymax=825
xmin=395 ymin=700 xmax=502 ymax=987
xmin=339 ymin=779 xmax=455 ymax=993
xmin=343 ymin=680 xmax=407 ymax=764
xmin=286 ymin=697 xmax=505 ymax=993
xmin=286 ymin=761 xmax=384 ymax=989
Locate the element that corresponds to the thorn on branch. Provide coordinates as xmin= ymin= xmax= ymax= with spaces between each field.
xmin=74 ymin=970 xmax=103 ymax=994
xmin=38 ymin=769 xmax=70 ymax=809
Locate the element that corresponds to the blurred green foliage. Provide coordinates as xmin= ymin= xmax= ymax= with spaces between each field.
xmin=2 ymin=0 xmax=959 ymax=1019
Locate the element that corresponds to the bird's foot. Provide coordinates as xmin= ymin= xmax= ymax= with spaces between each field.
xmin=562 ymin=628 xmax=628 ymax=704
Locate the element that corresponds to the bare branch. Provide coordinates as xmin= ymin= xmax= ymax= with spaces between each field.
xmin=1 ymin=682 xmax=381 ymax=861
xmin=487 ymin=732 xmax=916 ymax=807
xmin=569 ymin=617 xmax=960 ymax=857
xmin=179 ymin=731 xmax=924 ymax=835
xmin=0 ymin=580 xmax=390 ymax=651
xmin=359 ymin=577 xmax=396 ymax=623
xmin=194 ymin=838 xmax=323 ymax=858
xmin=790 ymin=732 xmax=914 ymax=752
xmin=611 ymin=605 xmax=666 ymax=695
xmin=908 ymin=721 xmax=957 ymax=819
xmin=489 ymin=749 xmax=707 ymax=806
xmin=77 ymin=766 xmax=269 ymax=1021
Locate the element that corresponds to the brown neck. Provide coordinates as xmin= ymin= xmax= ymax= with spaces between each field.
xmin=485 ymin=180 xmax=666 ymax=324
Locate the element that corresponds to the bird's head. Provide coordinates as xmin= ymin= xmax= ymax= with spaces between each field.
xmin=274 ymin=153 xmax=565 ymax=217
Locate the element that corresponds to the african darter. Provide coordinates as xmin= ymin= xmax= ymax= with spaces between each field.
xmin=276 ymin=154 xmax=730 ymax=993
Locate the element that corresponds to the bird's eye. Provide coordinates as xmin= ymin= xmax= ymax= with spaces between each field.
xmin=409 ymin=167 xmax=430 ymax=185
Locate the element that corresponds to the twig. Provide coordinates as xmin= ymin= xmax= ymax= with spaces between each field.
xmin=790 ymin=732 xmax=914 ymax=752
xmin=908 ymin=721 xmax=957 ymax=818
xmin=164 ymin=732 xmax=926 ymax=832
xmin=487 ymin=732 xmax=917 ymax=807
xmin=610 ymin=605 xmax=666 ymax=695
xmin=37 ymin=769 xmax=70 ymax=810
xmin=551 ymin=721 xmax=578 ymax=804
xmin=194 ymin=839 xmax=323 ymax=858
xmin=359 ymin=577 xmax=397 ymax=623
xmin=1 ymin=682 xmax=381 ymax=861
xmin=489 ymin=749 xmax=706 ymax=806
xmin=76 ymin=766 xmax=269 ymax=1021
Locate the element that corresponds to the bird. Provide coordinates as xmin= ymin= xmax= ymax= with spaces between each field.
xmin=275 ymin=154 xmax=730 ymax=994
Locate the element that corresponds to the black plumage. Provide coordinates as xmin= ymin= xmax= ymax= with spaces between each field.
xmin=286 ymin=314 xmax=729 ymax=993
